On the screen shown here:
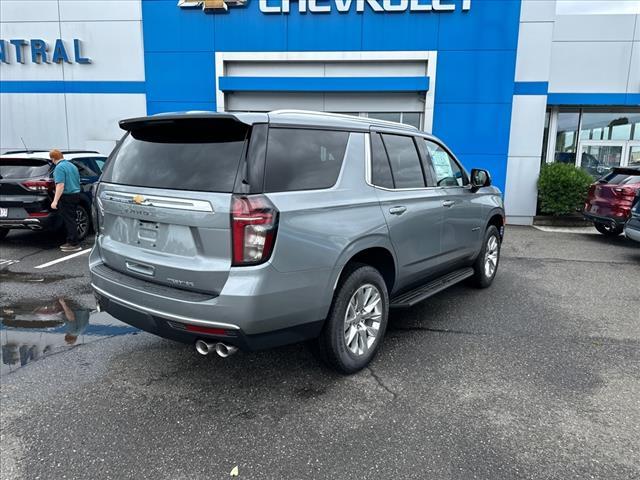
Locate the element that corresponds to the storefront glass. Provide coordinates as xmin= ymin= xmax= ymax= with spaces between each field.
xmin=580 ymin=111 xmax=640 ymax=141
xmin=554 ymin=110 xmax=580 ymax=164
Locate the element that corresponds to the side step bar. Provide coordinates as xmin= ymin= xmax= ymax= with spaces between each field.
xmin=390 ymin=267 xmax=474 ymax=309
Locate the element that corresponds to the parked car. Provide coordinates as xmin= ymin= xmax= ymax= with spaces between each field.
xmin=583 ymin=166 xmax=640 ymax=236
xmin=0 ymin=150 xmax=107 ymax=240
xmin=90 ymin=111 xmax=505 ymax=373
xmin=624 ymin=192 xmax=640 ymax=243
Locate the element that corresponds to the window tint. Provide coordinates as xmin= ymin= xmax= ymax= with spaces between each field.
xmin=265 ymin=128 xmax=349 ymax=192
xmin=370 ymin=133 xmax=394 ymax=189
xmin=600 ymin=170 xmax=640 ymax=185
xmin=0 ymin=159 xmax=51 ymax=179
xmin=424 ymin=141 xmax=467 ymax=187
xmin=101 ymin=120 xmax=248 ymax=192
xmin=94 ymin=158 xmax=106 ymax=173
xmin=380 ymin=134 xmax=425 ymax=189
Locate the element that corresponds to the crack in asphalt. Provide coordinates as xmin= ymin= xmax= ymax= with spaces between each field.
xmin=366 ymin=366 xmax=397 ymax=401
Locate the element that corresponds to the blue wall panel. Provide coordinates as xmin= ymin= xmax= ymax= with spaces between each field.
xmin=287 ymin=12 xmax=363 ymax=51
xmin=147 ymin=101 xmax=216 ymax=115
xmin=361 ymin=11 xmax=439 ymax=51
xmin=142 ymin=0 xmax=214 ymax=52
xmin=214 ymin=9 xmax=287 ymax=51
xmin=145 ymin=51 xmax=216 ymax=103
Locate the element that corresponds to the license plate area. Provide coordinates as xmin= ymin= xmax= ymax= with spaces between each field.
xmin=136 ymin=220 xmax=160 ymax=246
xmin=0 ymin=208 xmax=7 ymax=218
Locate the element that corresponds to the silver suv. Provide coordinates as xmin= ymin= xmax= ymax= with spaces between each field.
xmin=90 ymin=111 xmax=504 ymax=373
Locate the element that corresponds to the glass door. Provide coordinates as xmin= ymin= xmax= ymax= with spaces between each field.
xmin=628 ymin=142 xmax=640 ymax=167
xmin=578 ymin=141 xmax=625 ymax=178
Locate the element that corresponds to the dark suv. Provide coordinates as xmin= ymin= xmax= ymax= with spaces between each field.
xmin=0 ymin=150 xmax=107 ymax=240
xmin=583 ymin=166 xmax=640 ymax=236
xmin=90 ymin=111 xmax=505 ymax=373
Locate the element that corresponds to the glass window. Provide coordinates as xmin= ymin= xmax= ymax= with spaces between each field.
xmin=554 ymin=110 xmax=580 ymax=164
xmin=599 ymin=169 xmax=640 ymax=185
xmin=370 ymin=133 xmax=394 ymax=189
xmin=580 ymin=111 xmax=640 ymax=142
xmin=0 ymin=159 xmax=51 ymax=179
xmin=264 ymin=128 xmax=349 ymax=192
xmin=102 ymin=120 xmax=248 ymax=193
xmin=94 ymin=158 xmax=106 ymax=172
xmin=380 ymin=134 xmax=425 ymax=189
xmin=368 ymin=112 xmax=402 ymax=123
xmin=401 ymin=113 xmax=421 ymax=129
xmin=541 ymin=110 xmax=550 ymax=161
xmin=72 ymin=159 xmax=100 ymax=177
xmin=424 ymin=140 xmax=467 ymax=187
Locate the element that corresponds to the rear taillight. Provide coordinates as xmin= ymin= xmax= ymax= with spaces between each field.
xmin=91 ymin=184 xmax=104 ymax=233
xmin=22 ymin=179 xmax=54 ymax=193
xmin=231 ymin=194 xmax=278 ymax=266
xmin=613 ymin=186 xmax=638 ymax=200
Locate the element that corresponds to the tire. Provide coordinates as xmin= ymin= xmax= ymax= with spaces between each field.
xmin=76 ymin=204 xmax=91 ymax=241
xmin=594 ymin=221 xmax=623 ymax=237
xmin=470 ymin=225 xmax=501 ymax=289
xmin=0 ymin=228 xmax=9 ymax=240
xmin=316 ymin=264 xmax=389 ymax=374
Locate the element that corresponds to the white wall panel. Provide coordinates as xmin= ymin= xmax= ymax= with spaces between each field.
xmin=65 ymin=94 xmax=146 ymax=151
xmin=225 ymin=61 xmax=427 ymax=78
xmin=636 ymin=16 xmax=640 ymax=41
xmin=59 ymin=0 xmax=141 ymax=21
xmin=549 ymin=42 xmax=633 ymax=93
xmin=553 ymin=14 xmax=636 ymax=42
xmin=504 ymin=156 xmax=541 ymax=222
xmin=628 ymin=42 xmax=640 ymax=93
xmin=0 ymin=22 xmax=64 ymax=80
xmin=515 ymin=22 xmax=554 ymax=82
xmin=520 ymin=0 xmax=555 ymax=22
xmin=0 ymin=0 xmax=59 ymax=22
xmin=508 ymin=95 xmax=547 ymax=158
xmin=60 ymin=21 xmax=145 ymax=81
xmin=226 ymin=62 xmax=324 ymax=77
xmin=0 ymin=94 xmax=68 ymax=152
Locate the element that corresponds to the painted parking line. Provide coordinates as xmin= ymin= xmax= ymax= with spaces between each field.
xmin=533 ymin=226 xmax=597 ymax=235
xmin=0 ymin=259 xmax=19 ymax=267
xmin=34 ymin=248 xmax=91 ymax=269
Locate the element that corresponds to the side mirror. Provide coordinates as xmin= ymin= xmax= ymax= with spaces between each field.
xmin=470 ymin=168 xmax=491 ymax=191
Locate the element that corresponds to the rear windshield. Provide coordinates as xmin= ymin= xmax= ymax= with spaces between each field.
xmin=0 ymin=158 xmax=51 ymax=179
xmin=599 ymin=169 xmax=640 ymax=186
xmin=101 ymin=119 xmax=249 ymax=192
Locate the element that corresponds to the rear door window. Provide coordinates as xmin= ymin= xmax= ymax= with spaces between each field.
xmin=101 ymin=119 xmax=249 ymax=192
xmin=380 ymin=134 xmax=425 ymax=189
xmin=0 ymin=159 xmax=51 ymax=179
xmin=600 ymin=170 xmax=640 ymax=185
xmin=264 ymin=128 xmax=349 ymax=192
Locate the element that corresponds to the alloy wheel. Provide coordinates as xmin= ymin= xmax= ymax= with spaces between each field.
xmin=76 ymin=207 xmax=89 ymax=239
xmin=343 ymin=284 xmax=382 ymax=356
xmin=484 ymin=235 xmax=499 ymax=278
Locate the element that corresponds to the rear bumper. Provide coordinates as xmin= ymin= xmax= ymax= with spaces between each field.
xmin=0 ymin=214 xmax=59 ymax=230
xmin=89 ymin=246 xmax=331 ymax=350
xmin=582 ymin=212 xmax=627 ymax=227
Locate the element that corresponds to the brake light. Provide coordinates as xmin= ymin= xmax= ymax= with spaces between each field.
xmin=613 ymin=186 xmax=639 ymax=201
xmin=231 ymin=194 xmax=278 ymax=266
xmin=22 ymin=179 xmax=54 ymax=193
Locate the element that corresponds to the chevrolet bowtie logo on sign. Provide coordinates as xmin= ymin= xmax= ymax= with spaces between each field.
xmin=179 ymin=0 xmax=470 ymax=13
xmin=132 ymin=195 xmax=145 ymax=205
xmin=178 ymin=0 xmax=247 ymax=11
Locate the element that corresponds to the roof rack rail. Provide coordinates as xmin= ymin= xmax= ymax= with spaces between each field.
xmin=3 ymin=149 xmax=99 ymax=155
xmin=269 ymin=109 xmax=419 ymax=131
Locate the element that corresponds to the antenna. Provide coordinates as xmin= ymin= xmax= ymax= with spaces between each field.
xmin=20 ymin=136 xmax=31 ymax=153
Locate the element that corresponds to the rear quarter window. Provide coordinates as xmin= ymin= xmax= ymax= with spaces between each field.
xmin=600 ymin=170 xmax=640 ymax=186
xmin=0 ymin=159 xmax=51 ymax=179
xmin=264 ymin=128 xmax=349 ymax=192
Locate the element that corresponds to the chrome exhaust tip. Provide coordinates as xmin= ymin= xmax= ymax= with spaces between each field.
xmin=195 ymin=339 xmax=215 ymax=356
xmin=215 ymin=342 xmax=238 ymax=358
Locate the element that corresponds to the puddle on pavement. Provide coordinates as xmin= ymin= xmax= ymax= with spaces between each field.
xmin=0 ymin=270 xmax=81 ymax=284
xmin=0 ymin=297 xmax=138 ymax=376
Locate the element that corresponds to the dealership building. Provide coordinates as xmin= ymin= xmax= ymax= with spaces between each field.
xmin=1 ymin=0 xmax=639 ymax=224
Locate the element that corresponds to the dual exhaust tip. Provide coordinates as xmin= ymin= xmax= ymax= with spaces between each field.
xmin=195 ymin=339 xmax=238 ymax=358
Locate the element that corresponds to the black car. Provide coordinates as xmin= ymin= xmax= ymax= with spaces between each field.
xmin=0 ymin=150 xmax=107 ymax=240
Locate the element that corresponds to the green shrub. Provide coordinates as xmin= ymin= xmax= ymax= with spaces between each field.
xmin=537 ymin=162 xmax=593 ymax=216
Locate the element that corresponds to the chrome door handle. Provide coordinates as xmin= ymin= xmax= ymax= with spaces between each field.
xmin=389 ymin=206 xmax=407 ymax=215
xmin=442 ymin=200 xmax=456 ymax=208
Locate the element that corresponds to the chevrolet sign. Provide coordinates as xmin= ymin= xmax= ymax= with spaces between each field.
xmin=179 ymin=0 xmax=471 ymax=13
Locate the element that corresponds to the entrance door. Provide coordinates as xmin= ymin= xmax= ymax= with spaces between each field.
xmin=627 ymin=142 xmax=640 ymax=167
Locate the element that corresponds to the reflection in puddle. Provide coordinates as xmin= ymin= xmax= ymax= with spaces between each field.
xmin=1 ymin=298 xmax=137 ymax=375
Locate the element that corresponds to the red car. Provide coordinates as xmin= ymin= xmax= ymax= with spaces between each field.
xmin=583 ymin=166 xmax=640 ymax=236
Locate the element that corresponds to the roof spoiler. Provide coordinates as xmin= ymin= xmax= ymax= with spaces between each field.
xmin=119 ymin=112 xmax=249 ymax=132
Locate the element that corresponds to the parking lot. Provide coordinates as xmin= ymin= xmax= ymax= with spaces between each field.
xmin=1 ymin=226 xmax=639 ymax=479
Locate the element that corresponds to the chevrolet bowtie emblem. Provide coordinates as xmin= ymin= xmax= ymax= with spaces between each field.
xmin=178 ymin=0 xmax=247 ymax=11
xmin=132 ymin=195 xmax=145 ymax=205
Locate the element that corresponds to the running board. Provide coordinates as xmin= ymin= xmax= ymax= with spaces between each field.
xmin=390 ymin=267 xmax=474 ymax=308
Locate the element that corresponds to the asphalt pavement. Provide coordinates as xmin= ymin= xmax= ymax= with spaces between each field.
xmin=1 ymin=227 xmax=639 ymax=480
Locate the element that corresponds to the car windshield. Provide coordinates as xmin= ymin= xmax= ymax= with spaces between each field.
xmin=0 ymin=158 xmax=51 ymax=179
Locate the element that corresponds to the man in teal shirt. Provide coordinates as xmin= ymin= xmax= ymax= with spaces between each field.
xmin=50 ymin=149 xmax=82 ymax=252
